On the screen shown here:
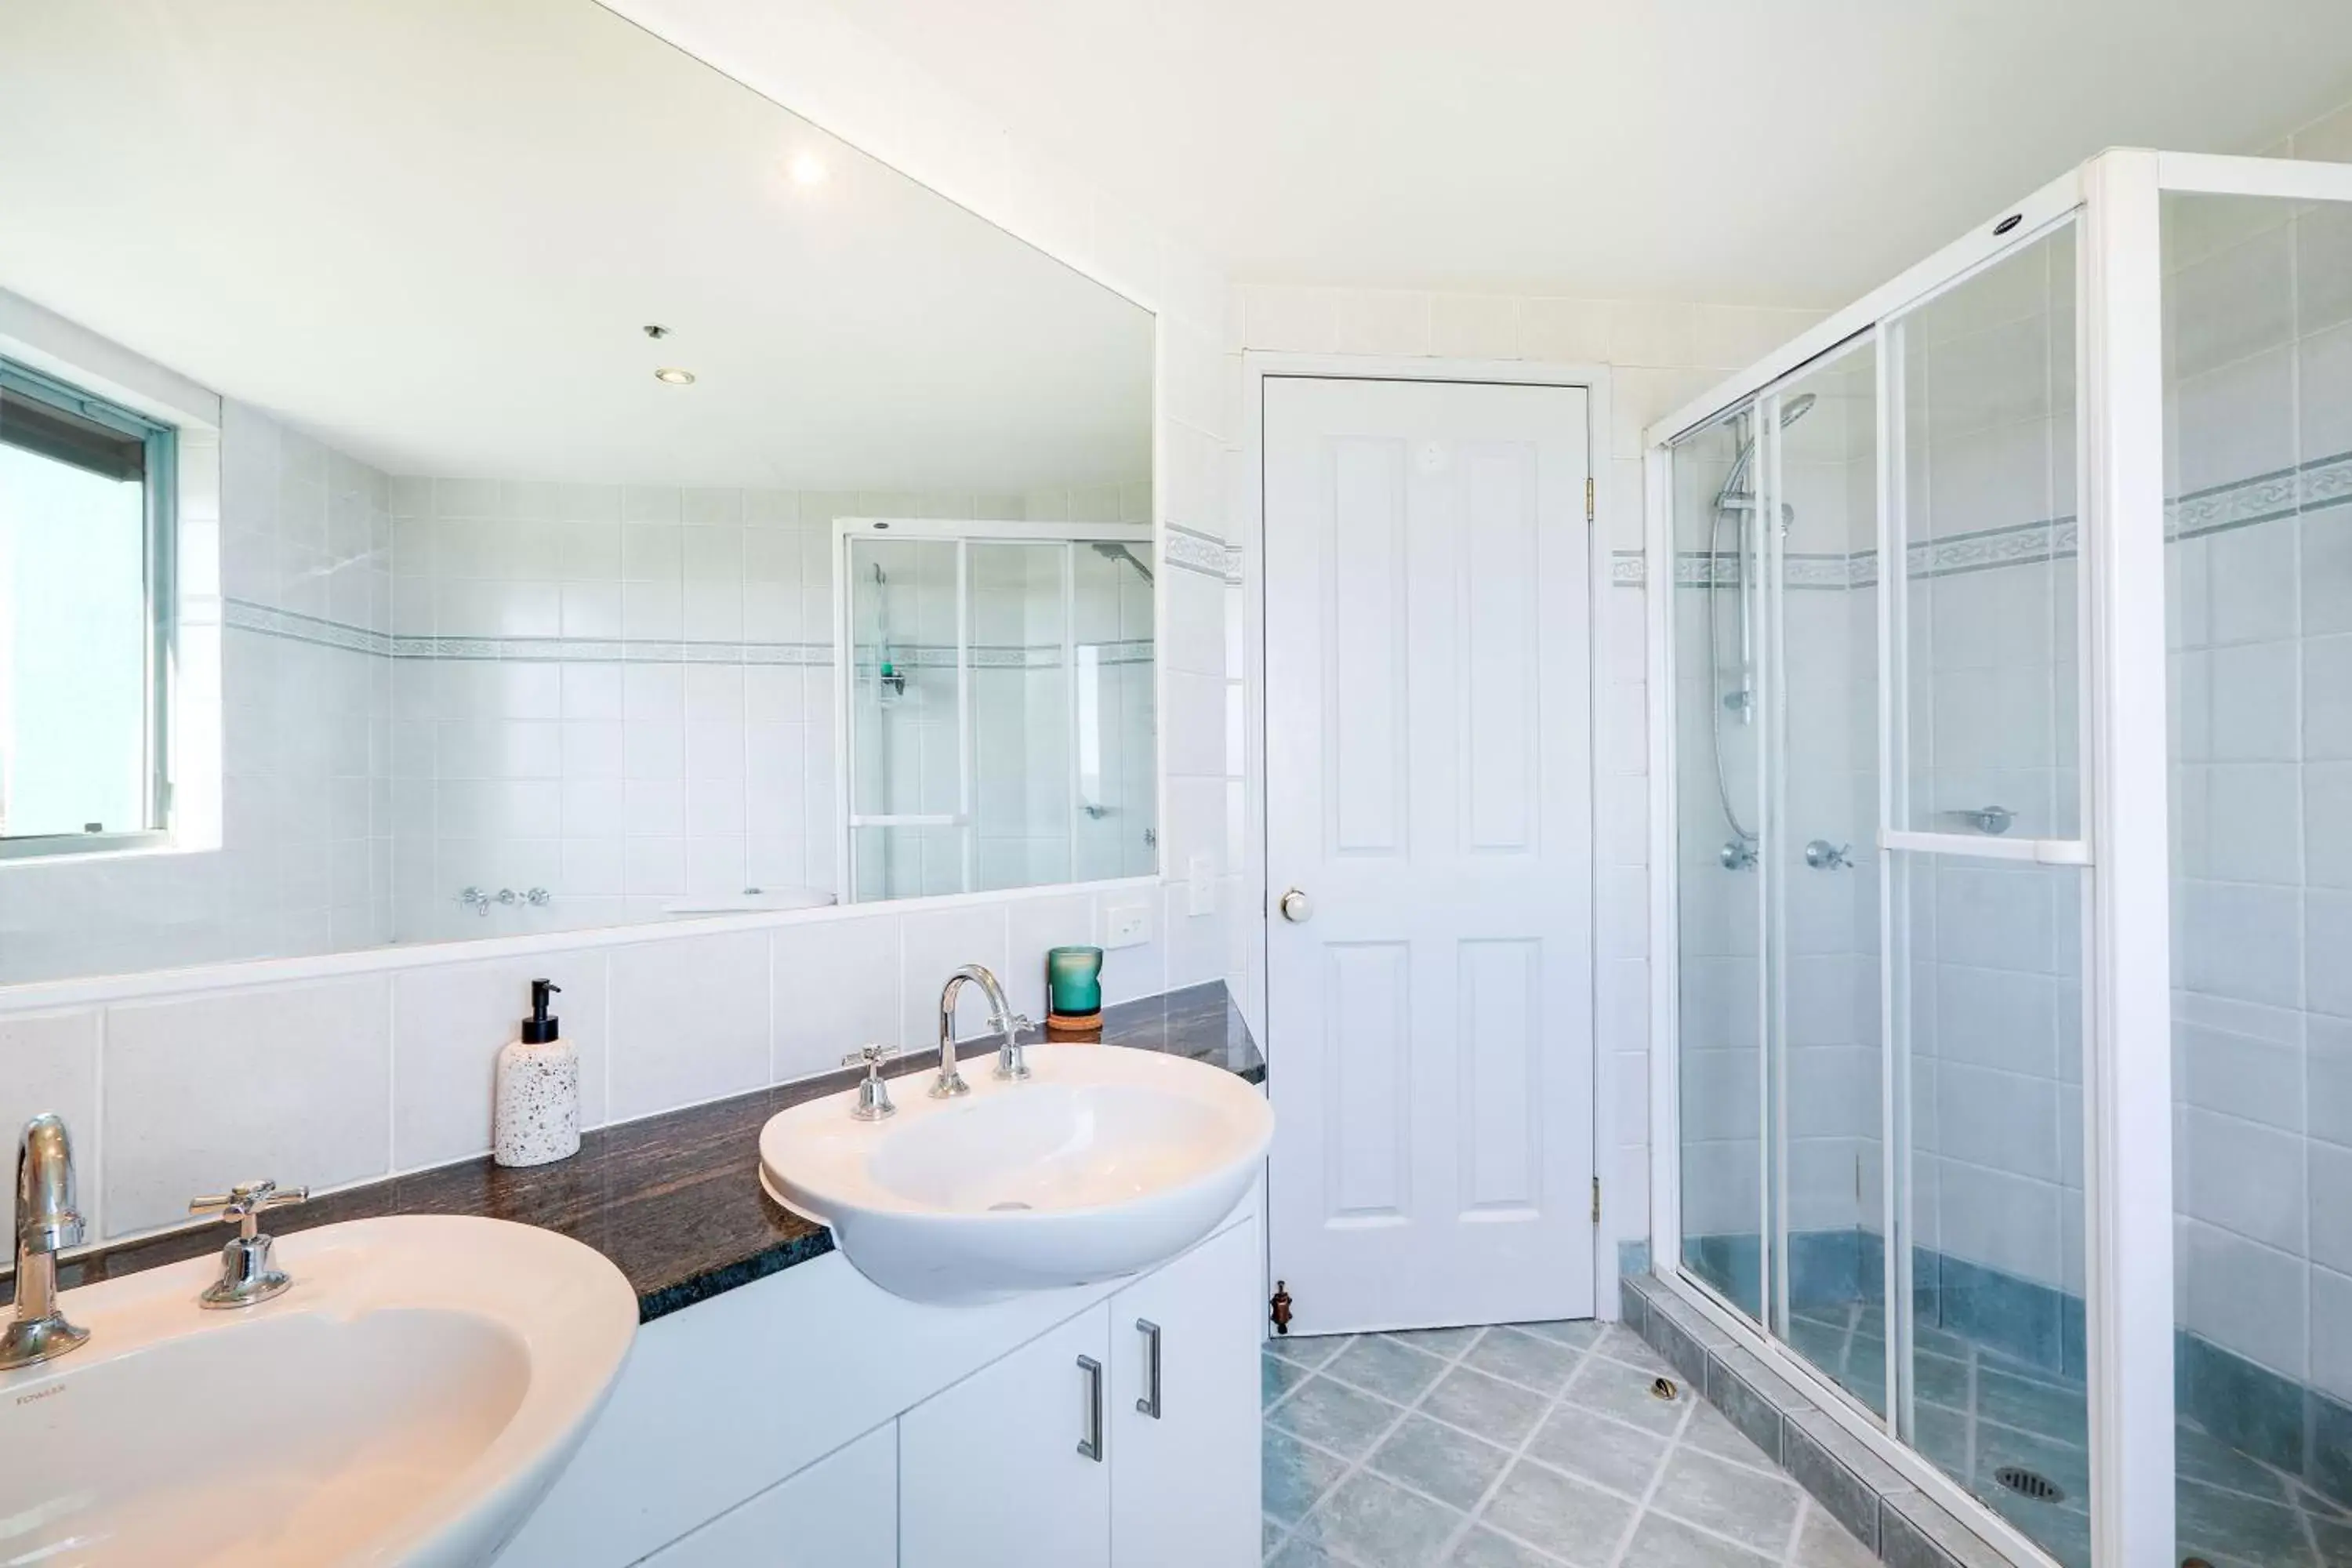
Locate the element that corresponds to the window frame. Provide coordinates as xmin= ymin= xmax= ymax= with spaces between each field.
xmin=0 ymin=354 xmax=177 ymax=858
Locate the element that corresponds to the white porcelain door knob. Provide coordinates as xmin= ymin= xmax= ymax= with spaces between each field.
xmin=1279 ymin=888 xmax=1312 ymax=923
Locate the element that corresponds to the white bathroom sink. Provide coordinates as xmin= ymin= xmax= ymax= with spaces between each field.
xmin=759 ymin=1044 xmax=1273 ymax=1304
xmin=0 ymin=1214 xmax=636 ymax=1568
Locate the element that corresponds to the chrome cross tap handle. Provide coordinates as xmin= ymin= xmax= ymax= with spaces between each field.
xmin=842 ymin=1044 xmax=899 ymax=1121
xmin=188 ymin=1179 xmax=309 ymax=1309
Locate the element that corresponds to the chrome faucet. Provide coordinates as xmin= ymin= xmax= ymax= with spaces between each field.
xmin=2 ymin=1112 xmax=89 ymax=1370
xmin=931 ymin=964 xmax=1035 ymax=1098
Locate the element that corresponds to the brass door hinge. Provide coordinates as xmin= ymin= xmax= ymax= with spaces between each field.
xmin=1584 ymin=477 xmax=1595 ymax=522
xmin=1591 ymin=1177 xmax=1601 ymax=1224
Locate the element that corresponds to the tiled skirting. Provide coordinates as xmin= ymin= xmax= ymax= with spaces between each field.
xmin=1621 ymin=1272 xmax=2013 ymax=1568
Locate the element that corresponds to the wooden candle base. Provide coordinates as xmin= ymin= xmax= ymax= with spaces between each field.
xmin=1045 ymin=1011 xmax=1103 ymax=1041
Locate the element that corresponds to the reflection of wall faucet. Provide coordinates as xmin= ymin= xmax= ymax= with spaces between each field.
xmin=1805 ymin=840 xmax=1853 ymax=870
xmin=1944 ymin=805 xmax=2015 ymax=836
xmin=1719 ymin=839 xmax=1757 ymax=871
xmin=460 ymin=886 xmax=551 ymax=916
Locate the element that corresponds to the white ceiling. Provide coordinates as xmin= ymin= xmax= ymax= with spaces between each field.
xmin=0 ymin=0 xmax=1152 ymax=490
xmin=829 ymin=0 xmax=2352 ymax=309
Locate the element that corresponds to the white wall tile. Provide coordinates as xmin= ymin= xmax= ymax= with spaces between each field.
xmin=102 ymin=978 xmax=392 ymax=1236
xmin=0 ymin=1011 xmax=100 ymax=1238
xmin=770 ymin=913 xmax=905 ymax=1080
xmin=607 ymin=931 xmax=770 ymax=1120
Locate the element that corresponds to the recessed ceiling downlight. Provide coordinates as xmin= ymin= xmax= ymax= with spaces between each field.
xmin=653 ymin=367 xmax=696 ymax=386
xmin=787 ymin=152 xmax=828 ymax=187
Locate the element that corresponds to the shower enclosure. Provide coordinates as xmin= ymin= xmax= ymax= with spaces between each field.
xmin=834 ymin=518 xmax=1157 ymax=902
xmin=1646 ymin=149 xmax=2352 ymax=1568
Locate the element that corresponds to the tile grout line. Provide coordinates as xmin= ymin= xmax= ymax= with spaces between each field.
xmin=1426 ymin=1331 xmax=1606 ymax=1566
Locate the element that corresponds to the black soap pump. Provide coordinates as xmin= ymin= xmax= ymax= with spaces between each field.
xmin=493 ymin=978 xmax=580 ymax=1167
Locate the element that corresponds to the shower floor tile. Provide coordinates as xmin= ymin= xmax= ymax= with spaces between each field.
xmin=1792 ymin=1297 xmax=2352 ymax=1568
xmin=1262 ymin=1320 xmax=1875 ymax=1566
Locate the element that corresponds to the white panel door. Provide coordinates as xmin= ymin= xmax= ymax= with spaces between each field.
xmin=899 ymin=1305 xmax=1112 ymax=1568
xmin=1109 ymin=1218 xmax=1261 ymax=1568
xmin=1263 ymin=375 xmax=1596 ymax=1334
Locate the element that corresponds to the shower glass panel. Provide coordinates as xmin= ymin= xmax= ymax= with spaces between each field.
xmin=969 ymin=541 xmax=1073 ymax=891
xmin=1886 ymin=217 xmax=2090 ymax=1567
xmin=2162 ymin=189 xmax=2352 ymax=1565
xmin=848 ymin=535 xmax=966 ymax=900
xmin=1769 ymin=342 xmax=1887 ymax=1418
xmin=1894 ymin=223 xmax=2082 ymax=843
xmin=1673 ymin=404 xmax=1766 ymax=1320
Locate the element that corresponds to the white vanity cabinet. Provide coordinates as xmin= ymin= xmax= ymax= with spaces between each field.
xmin=1107 ymin=1220 xmax=1263 ymax=1568
xmin=497 ymin=1193 xmax=1262 ymax=1568
xmin=898 ymin=1307 xmax=1114 ymax=1566
xmin=895 ymin=1214 xmax=1265 ymax=1568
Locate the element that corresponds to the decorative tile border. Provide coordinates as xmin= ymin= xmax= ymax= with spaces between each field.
xmin=1163 ymin=521 xmax=1240 ymax=583
xmin=225 ymin=601 xmax=1156 ymax=669
xmin=1610 ymin=447 xmax=2352 ymax=589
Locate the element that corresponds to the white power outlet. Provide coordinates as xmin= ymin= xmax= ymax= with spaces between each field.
xmin=1102 ymin=900 xmax=1154 ymax=949
xmin=1186 ymin=854 xmax=1217 ymax=916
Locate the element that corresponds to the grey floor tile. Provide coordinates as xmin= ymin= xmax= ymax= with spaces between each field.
xmin=1562 ymin=1354 xmax=1689 ymax=1437
xmin=1647 ymin=1446 xmax=1804 ymax=1558
xmin=1424 ymin=1366 xmax=1553 ymax=1447
xmin=1269 ymin=1533 xmax=1350 ymax=1568
xmin=1915 ymin=1351 xmax=1971 ymax=1409
xmin=1267 ymin=1515 xmax=1290 ymax=1555
xmin=1791 ymin=1504 xmax=1878 ymax=1568
xmin=1370 ymin=1413 xmax=1515 ymax=1512
xmin=1515 ymin=1319 xmax=1607 ymax=1352
xmin=1294 ymin=1470 xmax=1465 ymax=1568
xmin=1480 ymin=1458 xmax=1638 ymax=1568
xmin=1524 ymin=1403 xmax=1668 ymax=1497
xmin=1267 ymin=1427 xmax=1355 ymax=1523
xmin=2177 ymin=1475 xmax=2315 ymax=1568
xmin=1269 ymin=1351 xmax=1321 ymax=1409
xmin=2176 ymin=1421 xmax=2293 ymax=1504
xmin=2310 ymin=1514 xmax=2352 ymax=1565
xmin=1386 ymin=1325 xmax=1488 ymax=1359
xmin=1679 ymin=1399 xmax=1776 ymax=1473
xmin=1446 ymin=1525 xmax=1566 ymax=1567
xmin=1465 ymin=1327 xmax=1588 ymax=1396
xmin=1272 ymin=1334 xmax=1352 ymax=1370
xmin=1327 ymin=1335 xmax=1453 ymax=1405
xmin=1593 ymin=1324 xmax=1675 ymax=1375
xmin=1616 ymin=1512 xmax=1775 ymax=1568
xmin=1271 ymin=1375 xmax=1409 ymax=1461
xmin=1977 ymin=1365 xmax=2087 ymax=1446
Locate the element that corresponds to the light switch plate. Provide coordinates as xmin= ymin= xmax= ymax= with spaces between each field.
xmin=1186 ymin=854 xmax=1216 ymax=916
xmin=1102 ymin=900 xmax=1154 ymax=949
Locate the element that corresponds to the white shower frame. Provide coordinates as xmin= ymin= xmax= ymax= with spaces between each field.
xmin=1642 ymin=147 xmax=2352 ymax=1568
xmin=831 ymin=516 xmax=1153 ymax=905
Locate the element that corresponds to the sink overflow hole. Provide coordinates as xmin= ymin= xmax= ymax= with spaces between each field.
xmin=1994 ymin=1466 xmax=2064 ymax=1504
xmin=987 ymin=1200 xmax=1033 ymax=1211
xmin=1650 ymin=1376 xmax=1678 ymax=1401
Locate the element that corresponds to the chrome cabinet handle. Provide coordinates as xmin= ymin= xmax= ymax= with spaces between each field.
xmin=1278 ymin=887 xmax=1312 ymax=923
xmin=1077 ymin=1354 xmax=1104 ymax=1461
xmin=1135 ymin=1319 xmax=1163 ymax=1419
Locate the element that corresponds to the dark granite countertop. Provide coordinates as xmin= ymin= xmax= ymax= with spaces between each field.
xmin=32 ymin=982 xmax=1261 ymax=1323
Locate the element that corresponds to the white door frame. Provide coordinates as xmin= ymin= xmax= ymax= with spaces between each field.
xmin=1240 ymin=351 xmax=1621 ymax=1323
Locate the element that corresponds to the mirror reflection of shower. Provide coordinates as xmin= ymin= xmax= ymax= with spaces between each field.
xmin=1707 ymin=392 xmax=1814 ymax=869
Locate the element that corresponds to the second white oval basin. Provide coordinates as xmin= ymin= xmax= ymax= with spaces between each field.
xmin=760 ymin=1044 xmax=1272 ymax=1304
xmin=0 ymin=1214 xmax=636 ymax=1568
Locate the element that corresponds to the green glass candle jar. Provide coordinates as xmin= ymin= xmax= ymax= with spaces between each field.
xmin=1046 ymin=946 xmax=1104 ymax=1025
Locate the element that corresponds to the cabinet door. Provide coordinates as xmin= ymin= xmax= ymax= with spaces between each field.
xmin=635 ymin=1422 xmax=895 ymax=1567
xmin=1110 ymin=1221 xmax=1262 ymax=1568
xmin=900 ymin=1304 xmax=1112 ymax=1568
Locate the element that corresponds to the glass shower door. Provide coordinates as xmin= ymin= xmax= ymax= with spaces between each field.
xmin=1765 ymin=343 xmax=1890 ymax=1419
xmin=1673 ymin=404 xmax=1768 ymax=1320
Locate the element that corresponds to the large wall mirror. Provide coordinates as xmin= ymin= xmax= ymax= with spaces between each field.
xmin=0 ymin=0 xmax=1156 ymax=981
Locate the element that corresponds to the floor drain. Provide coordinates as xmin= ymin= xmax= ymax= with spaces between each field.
xmin=1650 ymin=1376 xmax=1678 ymax=1401
xmin=1994 ymin=1466 xmax=2064 ymax=1504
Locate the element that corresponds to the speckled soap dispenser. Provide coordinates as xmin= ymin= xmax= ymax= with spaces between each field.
xmin=494 ymin=978 xmax=579 ymax=1167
